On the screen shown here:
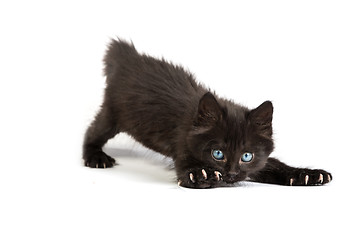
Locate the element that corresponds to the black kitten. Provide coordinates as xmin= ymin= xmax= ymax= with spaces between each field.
xmin=83 ymin=39 xmax=332 ymax=188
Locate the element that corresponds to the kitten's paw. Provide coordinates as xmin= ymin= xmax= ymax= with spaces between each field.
xmin=288 ymin=169 xmax=332 ymax=186
xmin=177 ymin=168 xmax=222 ymax=189
xmin=84 ymin=151 xmax=116 ymax=168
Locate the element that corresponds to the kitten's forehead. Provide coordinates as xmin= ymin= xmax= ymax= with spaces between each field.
xmin=223 ymin=106 xmax=248 ymax=149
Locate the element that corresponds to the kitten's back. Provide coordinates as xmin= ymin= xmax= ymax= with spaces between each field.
xmin=101 ymin=39 xmax=207 ymax=157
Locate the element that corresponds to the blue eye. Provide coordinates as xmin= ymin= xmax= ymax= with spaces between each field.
xmin=241 ymin=152 xmax=253 ymax=162
xmin=211 ymin=149 xmax=225 ymax=161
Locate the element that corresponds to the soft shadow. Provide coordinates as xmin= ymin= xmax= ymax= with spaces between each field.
xmin=104 ymin=147 xmax=174 ymax=167
xmin=103 ymin=147 xmax=176 ymax=185
xmin=104 ymin=147 xmax=148 ymax=159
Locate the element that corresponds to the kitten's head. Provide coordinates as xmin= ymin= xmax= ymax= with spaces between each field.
xmin=187 ymin=92 xmax=274 ymax=184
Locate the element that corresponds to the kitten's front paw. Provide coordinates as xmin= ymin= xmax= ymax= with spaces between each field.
xmin=288 ymin=169 xmax=332 ymax=186
xmin=177 ymin=168 xmax=223 ymax=189
xmin=84 ymin=151 xmax=116 ymax=168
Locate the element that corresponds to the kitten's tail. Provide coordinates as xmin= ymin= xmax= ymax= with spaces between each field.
xmin=103 ymin=38 xmax=138 ymax=77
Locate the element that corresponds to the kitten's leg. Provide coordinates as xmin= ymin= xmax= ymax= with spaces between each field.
xmin=83 ymin=106 xmax=119 ymax=168
xmin=249 ymin=158 xmax=332 ymax=186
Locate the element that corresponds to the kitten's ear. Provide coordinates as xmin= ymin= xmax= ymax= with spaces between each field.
xmin=196 ymin=92 xmax=222 ymax=126
xmin=249 ymin=101 xmax=273 ymax=137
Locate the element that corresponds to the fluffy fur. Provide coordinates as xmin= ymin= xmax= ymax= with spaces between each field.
xmin=83 ymin=39 xmax=332 ymax=188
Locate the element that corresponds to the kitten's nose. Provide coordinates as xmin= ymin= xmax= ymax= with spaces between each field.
xmin=226 ymin=172 xmax=238 ymax=182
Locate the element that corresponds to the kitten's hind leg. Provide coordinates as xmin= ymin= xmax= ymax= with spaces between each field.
xmin=249 ymin=158 xmax=332 ymax=186
xmin=83 ymin=106 xmax=119 ymax=168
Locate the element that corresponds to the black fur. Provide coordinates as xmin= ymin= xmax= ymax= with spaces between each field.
xmin=83 ymin=39 xmax=332 ymax=188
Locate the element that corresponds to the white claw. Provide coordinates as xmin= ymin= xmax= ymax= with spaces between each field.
xmin=290 ymin=178 xmax=294 ymax=186
xmin=305 ymin=175 xmax=309 ymax=185
xmin=96 ymin=163 xmax=99 ymax=168
xmin=318 ymin=174 xmax=323 ymax=184
xmin=189 ymin=173 xmax=195 ymax=183
xmin=103 ymin=163 xmax=106 ymax=168
xmin=214 ymin=171 xmax=222 ymax=181
xmin=178 ymin=180 xmax=182 ymax=187
xmin=327 ymin=174 xmax=332 ymax=182
xmin=201 ymin=169 xmax=207 ymax=179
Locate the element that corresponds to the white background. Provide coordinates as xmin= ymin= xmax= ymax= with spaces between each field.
xmin=1 ymin=0 xmax=359 ymax=239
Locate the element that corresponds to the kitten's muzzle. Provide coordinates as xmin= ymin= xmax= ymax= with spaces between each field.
xmin=224 ymin=173 xmax=243 ymax=184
